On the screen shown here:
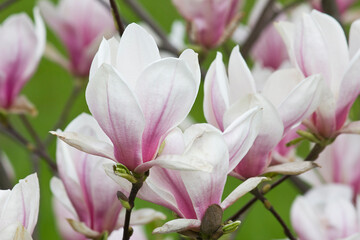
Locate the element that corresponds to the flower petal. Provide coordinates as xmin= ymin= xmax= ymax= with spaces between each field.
xmin=135 ymin=58 xmax=197 ymax=163
xmin=264 ymin=162 xmax=318 ymax=175
xmin=153 ymin=219 xmax=201 ymax=234
xmin=349 ymin=19 xmax=360 ymax=59
xmin=116 ymin=23 xmax=161 ymax=87
xmin=86 ymin=64 xmax=145 ymax=170
xmin=220 ymin=177 xmax=267 ymax=209
xmin=203 ymin=52 xmax=229 ymax=131
xmin=179 ymin=49 xmax=201 ymax=92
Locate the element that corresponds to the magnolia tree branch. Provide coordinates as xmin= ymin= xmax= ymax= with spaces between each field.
xmin=0 ymin=0 xmax=18 ymax=11
xmin=122 ymin=172 xmax=148 ymax=240
xmin=0 ymin=121 xmax=57 ymax=173
xmin=251 ymin=189 xmax=296 ymax=240
xmin=123 ymin=0 xmax=180 ymax=55
xmin=229 ymin=143 xmax=325 ymax=223
xmin=110 ymin=0 xmax=125 ymax=35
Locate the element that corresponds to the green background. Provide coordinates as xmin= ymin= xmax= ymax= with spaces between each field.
xmin=1 ymin=0 xmax=354 ymax=239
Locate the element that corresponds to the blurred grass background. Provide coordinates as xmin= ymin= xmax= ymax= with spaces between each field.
xmin=0 ymin=0 xmax=334 ymax=239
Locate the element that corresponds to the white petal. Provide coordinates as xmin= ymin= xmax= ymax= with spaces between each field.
xmin=153 ymin=219 xmax=201 ymax=234
xmin=349 ymin=19 xmax=360 ymax=59
xmin=264 ymin=162 xmax=318 ymax=175
xmin=221 ymin=177 xmax=267 ymax=209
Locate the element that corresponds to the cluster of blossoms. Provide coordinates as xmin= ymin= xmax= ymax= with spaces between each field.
xmin=1 ymin=0 xmax=360 ymax=239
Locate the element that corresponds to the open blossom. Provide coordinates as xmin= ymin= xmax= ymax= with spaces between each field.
xmin=276 ymin=10 xmax=360 ymax=138
xmin=204 ymin=46 xmax=323 ymax=178
xmin=52 ymin=23 xmax=201 ymax=173
xmin=0 ymin=8 xmax=45 ymax=114
xmin=51 ymin=113 xmax=165 ymax=239
xmin=291 ymin=184 xmax=360 ymax=240
xmin=39 ymin=0 xmax=115 ymax=77
xmin=302 ymin=134 xmax=360 ymax=196
xmin=172 ymin=0 xmax=242 ymax=48
xmin=106 ymin=124 xmax=266 ymax=235
xmin=0 ymin=173 xmax=39 ymax=240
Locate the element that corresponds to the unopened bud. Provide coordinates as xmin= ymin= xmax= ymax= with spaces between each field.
xmin=261 ymin=184 xmax=271 ymax=194
xmin=222 ymin=220 xmax=241 ymax=234
xmin=200 ymin=204 xmax=223 ymax=235
xmin=113 ymin=164 xmax=137 ymax=183
xmin=117 ymin=191 xmax=131 ymax=210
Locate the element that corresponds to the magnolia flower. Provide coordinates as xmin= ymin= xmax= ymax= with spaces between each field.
xmin=51 ymin=113 xmax=165 ymax=239
xmin=302 ymin=134 xmax=360 ymax=196
xmin=172 ymin=0 xmax=242 ymax=48
xmin=0 ymin=173 xmax=39 ymax=240
xmin=276 ymin=10 xmax=360 ymax=138
xmin=39 ymin=0 xmax=115 ymax=77
xmin=291 ymin=184 xmax=360 ymax=240
xmin=0 ymin=8 xmax=45 ymax=115
xmin=52 ymin=23 xmax=202 ymax=173
xmin=106 ymin=124 xmax=266 ymax=235
xmin=204 ymin=46 xmax=323 ymax=178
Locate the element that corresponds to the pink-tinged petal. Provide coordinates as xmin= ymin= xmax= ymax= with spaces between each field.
xmin=270 ymin=72 xmax=323 ymax=133
xmin=291 ymin=196 xmax=326 ymax=240
xmin=0 ymin=173 xmax=39 ymax=234
xmin=264 ymin=161 xmax=318 ymax=175
xmin=310 ymin=10 xmax=349 ymax=92
xmin=127 ymin=209 xmax=166 ymax=225
xmin=224 ymin=107 xmax=262 ymax=172
xmin=89 ymin=38 xmax=116 ymax=80
xmin=153 ymin=219 xmax=201 ymax=234
xmin=349 ymin=19 xmax=360 ymax=59
xmin=108 ymin=226 xmax=147 ymax=240
xmin=160 ymin=127 xmax=185 ymax=155
xmin=51 ymin=130 xmax=115 ymax=161
xmin=203 ymin=52 xmax=230 ymax=131
xmin=50 ymin=178 xmax=77 ymax=218
xmin=135 ymin=58 xmax=197 ymax=164
xmin=116 ymin=23 xmax=160 ymax=87
xmin=294 ymin=12 xmax=331 ymax=84
xmin=0 ymin=11 xmax=44 ymax=108
xmin=220 ymin=177 xmax=267 ymax=209
xmin=313 ymin=85 xmax=337 ymax=137
xmin=67 ymin=219 xmax=100 ymax=238
xmin=52 ymin=198 xmax=85 ymax=240
xmin=336 ymin=50 xmax=360 ymax=130
xmin=229 ymin=95 xmax=284 ymax=178
xmin=86 ymin=64 xmax=145 ymax=170
xmin=180 ymin=131 xmax=229 ymax=219
xmin=179 ymin=49 xmax=201 ymax=92
xmin=0 ymin=224 xmax=33 ymax=240
xmin=339 ymin=120 xmax=360 ymax=134
xmin=134 ymin=151 xmax=213 ymax=173
xmin=275 ymin=21 xmax=297 ymax=65
xmin=228 ymin=46 xmax=256 ymax=103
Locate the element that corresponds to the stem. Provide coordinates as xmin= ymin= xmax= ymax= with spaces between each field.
xmin=110 ymin=0 xmax=125 ymax=35
xmin=0 ymin=0 xmax=18 ymax=11
xmin=251 ymin=189 xmax=296 ymax=240
xmin=0 ymin=121 xmax=57 ymax=173
xmin=122 ymin=179 xmax=144 ymax=240
xmin=45 ymin=83 xmax=82 ymax=147
xmin=123 ymin=0 xmax=180 ymax=56
xmin=229 ymin=143 xmax=326 ymax=222
xmin=240 ymin=0 xmax=276 ymax=59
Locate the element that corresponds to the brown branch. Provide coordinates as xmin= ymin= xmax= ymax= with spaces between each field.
xmin=251 ymin=189 xmax=296 ymax=240
xmin=0 ymin=0 xmax=18 ymax=11
xmin=110 ymin=0 xmax=125 ymax=35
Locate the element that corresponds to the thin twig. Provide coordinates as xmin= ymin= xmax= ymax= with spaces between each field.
xmin=251 ymin=189 xmax=296 ymax=240
xmin=0 ymin=0 xmax=18 ymax=11
xmin=240 ymin=0 xmax=277 ymax=59
xmin=0 ymin=122 xmax=57 ymax=173
xmin=123 ymin=0 xmax=180 ymax=55
xmin=110 ymin=0 xmax=125 ymax=35
xmin=123 ymin=180 xmax=144 ymax=240
xmin=45 ymin=83 xmax=82 ymax=146
xmin=229 ymin=143 xmax=325 ymax=222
